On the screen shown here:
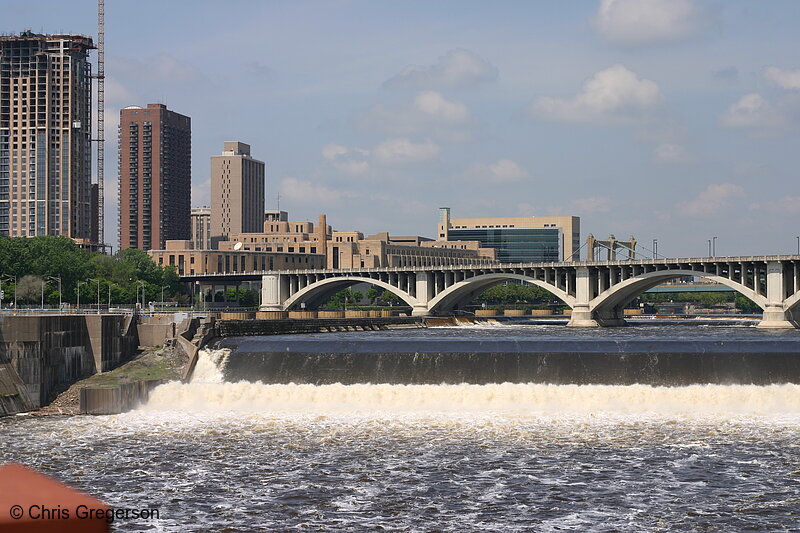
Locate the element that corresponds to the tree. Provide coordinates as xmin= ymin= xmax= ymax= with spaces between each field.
xmin=0 ymin=236 xmax=186 ymax=305
xmin=735 ymin=296 xmax=760 ymax=314
xmin=474 ymin=282 xmax=557 ymax=305
xmin=16 ymin=275 xmax=43 ymax=305
xmin=324 ymin=288 xmax=363 ymax=310
xmin=366 ymin=287 xmax=380 ymax=305
xmin=380 ymin=290 xmax=403 ymax=306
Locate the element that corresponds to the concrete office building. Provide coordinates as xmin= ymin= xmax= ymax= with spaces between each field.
xmin=438 ymin=207 xmax=580 ymax=262
xmin=190 ymin=206 xmax=211 ymax=250
xmin=210 ymin=141 xmax=265 ymax=245
xmin=0 ymin=31 xmax=95 ymax=239
xmin=118 ymin=104 xmax=191 ymax=250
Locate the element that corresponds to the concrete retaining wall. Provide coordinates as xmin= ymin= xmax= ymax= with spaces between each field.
xmin=0 ymin=314 xmax=138 ymax=415
xmin=79 ymin=379 xmax=165 ymax=415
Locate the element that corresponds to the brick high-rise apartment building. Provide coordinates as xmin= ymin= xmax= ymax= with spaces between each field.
xmin=0 ymin=31 xmax=95 ymax=238
xmin=118 ymin=104 xmax=191 ymax=250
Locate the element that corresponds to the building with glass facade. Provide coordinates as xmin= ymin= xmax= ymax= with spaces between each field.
xmin=437 ymin=208 xmax=580 ymax=262
xmin=446 ymin=226 xmax=562 ymax=263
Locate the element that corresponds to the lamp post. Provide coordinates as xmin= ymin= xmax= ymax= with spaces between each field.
xmin=89 ymin=278 xmax=101 ymax=315
xmin=796 ymin=236 xmax=799 ymax=255
xmin=46 ymin=276 xmax=62 ymax=310
xmin=108 ymin=284 xmax=112 ymax=309
xmin=160 ymin=285 xmax=168 ymax=310
xmin=137 ymin=281 xmax=146 ymax=311
xmin=77 ymin=281 xmax=86 ymax=312
xmin=0 ymin=274 xmax=16 ymax=310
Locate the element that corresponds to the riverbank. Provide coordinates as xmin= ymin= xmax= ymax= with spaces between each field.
xmin=31 ymin=346 xmax=187 ymax=416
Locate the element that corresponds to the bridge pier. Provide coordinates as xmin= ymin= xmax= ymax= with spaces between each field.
xmin=260 ymin=274 xmax=288 ymax=312
xmin=566 ymin=306 xmax=600 ymax=327
xmin=757 ymin=307 xmax=798 ymax=329
xmin=756 ymin=262 xmax=798 ymax=328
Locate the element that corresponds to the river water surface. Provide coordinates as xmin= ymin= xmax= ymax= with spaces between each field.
xmin=2 ymin=323 xmax=800 ymax=531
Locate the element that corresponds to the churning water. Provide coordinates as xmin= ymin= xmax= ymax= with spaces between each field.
xmin=2 ymin=324 xmax=800 ymax=531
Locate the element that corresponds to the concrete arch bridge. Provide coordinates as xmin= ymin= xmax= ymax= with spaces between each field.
xmin=256 ymin=256 xmax=800 ymax=328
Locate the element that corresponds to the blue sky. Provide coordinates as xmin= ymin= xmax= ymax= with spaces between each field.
xmin=5 ymin=0 xmax=800 ymax=257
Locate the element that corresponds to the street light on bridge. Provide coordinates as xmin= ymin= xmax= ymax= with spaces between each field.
xmin=46 ymin=276 xmax=61 ymax=310
xmin=88 ymin=278 xmax=101 ymax=315
xmin=77 ymin=281 xmax=86 ymax=312
xmin=0 ymin=274 xmax=16 ymax=310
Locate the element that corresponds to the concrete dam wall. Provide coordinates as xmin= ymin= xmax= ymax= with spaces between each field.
xmin=217 ymin=337 xmax=800 ymax=386
xmin=0 ymin=314 xmax=139 ymax=415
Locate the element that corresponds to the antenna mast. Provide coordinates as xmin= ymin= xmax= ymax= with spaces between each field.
xmin=96 ymin=0 xmax=105 ymax=248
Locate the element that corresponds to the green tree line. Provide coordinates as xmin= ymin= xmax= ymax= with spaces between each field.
xmin=0 ymin=236 xmax=184 ymax=307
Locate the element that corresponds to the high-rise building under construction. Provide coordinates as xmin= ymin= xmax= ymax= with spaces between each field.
xmin=0 ymin=31 xmax=96 ymax=239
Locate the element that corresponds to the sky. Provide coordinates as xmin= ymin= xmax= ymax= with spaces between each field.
xmin=4 ymin=0 xmax=800 ymax=258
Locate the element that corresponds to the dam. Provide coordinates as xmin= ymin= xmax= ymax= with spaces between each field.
xmin=2 ymin=322 xmax=799 ymax=531
xmin=211 ymin=322 xmax=800 ymax=386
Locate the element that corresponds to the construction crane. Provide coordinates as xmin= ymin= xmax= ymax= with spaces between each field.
xmin=95 ymin=0 xmax=105 ymax=250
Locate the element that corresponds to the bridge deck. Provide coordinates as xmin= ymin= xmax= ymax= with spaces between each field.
xmin=180 ymin=255 xmax=800 ymax=282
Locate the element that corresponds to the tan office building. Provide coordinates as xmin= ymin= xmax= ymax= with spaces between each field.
xmin=190 ymin=206 xmax=211 ymax=250
xmin=149 ymin=239 xmax=325 ymax=276
xmin=438 ymin=208 xmax=580 ymax=262
xmin=210 ymin=141 xmax=265 ymax=245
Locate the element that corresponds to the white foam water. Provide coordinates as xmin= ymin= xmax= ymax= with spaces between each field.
xmin=189 ymin=348 xmax=230 ymax=384
xmin=141 ymin=349 xmax=800 ymax=419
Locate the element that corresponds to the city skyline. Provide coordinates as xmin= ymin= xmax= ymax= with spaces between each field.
xmin=3 ymin=1 xmax=800 ymax=257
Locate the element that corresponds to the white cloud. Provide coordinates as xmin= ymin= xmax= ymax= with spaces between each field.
xmin=677 ymin=184 xmax=744 ymax=217
xmin=112 ymin=54 xmax=202 ymax=85
xmin=471 ymin=159 xmax=530 ymax=183
xmin=372 ymin=138 xmax=440 ymax=165
xmin=572 ymin=196 xmax=612 ymax=214
xmin=384 ymin=49 xmax=498 ymax=89
xmin=321 ymin=143 xmax=370 ymax=176
xmin=192 ymin=178 xmax=211 ymax=207
xmin=517 ymin=203 xmax=537 ymax=216
xmin=531 ymin=65 xmax=663 ymax=124
xmin=279 ymin=177 xmax=357 ymax=206
xmin=719 ymin=93 xmax=786 ymax=131
xmin=322 ymin=142 xmax=349 ymax=161
xmin=654 ymin=143 xmax=691 ymax=164
xmin=321 ymin=137 xmax=440 ymax=177
xmin=594 ymin=0 xmax=708 ymax=46
xmin=332 ymin=159 xmax=370 ymax=176
xmin=764 ymin=66 xmax=800 ymax=90
xmin=776 ymin=197 xmax=800 ymax=215
xmin=359 ymin=91 xmax=471 ymax=142
xmin=413 ymin=91 xmax=468 ymax=122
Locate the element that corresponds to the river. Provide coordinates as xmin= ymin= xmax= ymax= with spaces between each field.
xmin=2 ymin=322 xmax=799 ymax=531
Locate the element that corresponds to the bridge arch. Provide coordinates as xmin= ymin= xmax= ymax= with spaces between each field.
xmin=426 ymin=273 xmax=576 ymax=315
xmin=590 ymin=269 xmax=768 ymax=314
xmin=780 ymin=291 xmax=800 ymax=312
xmin=283 ymin=276 xmax=418 ymax=310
